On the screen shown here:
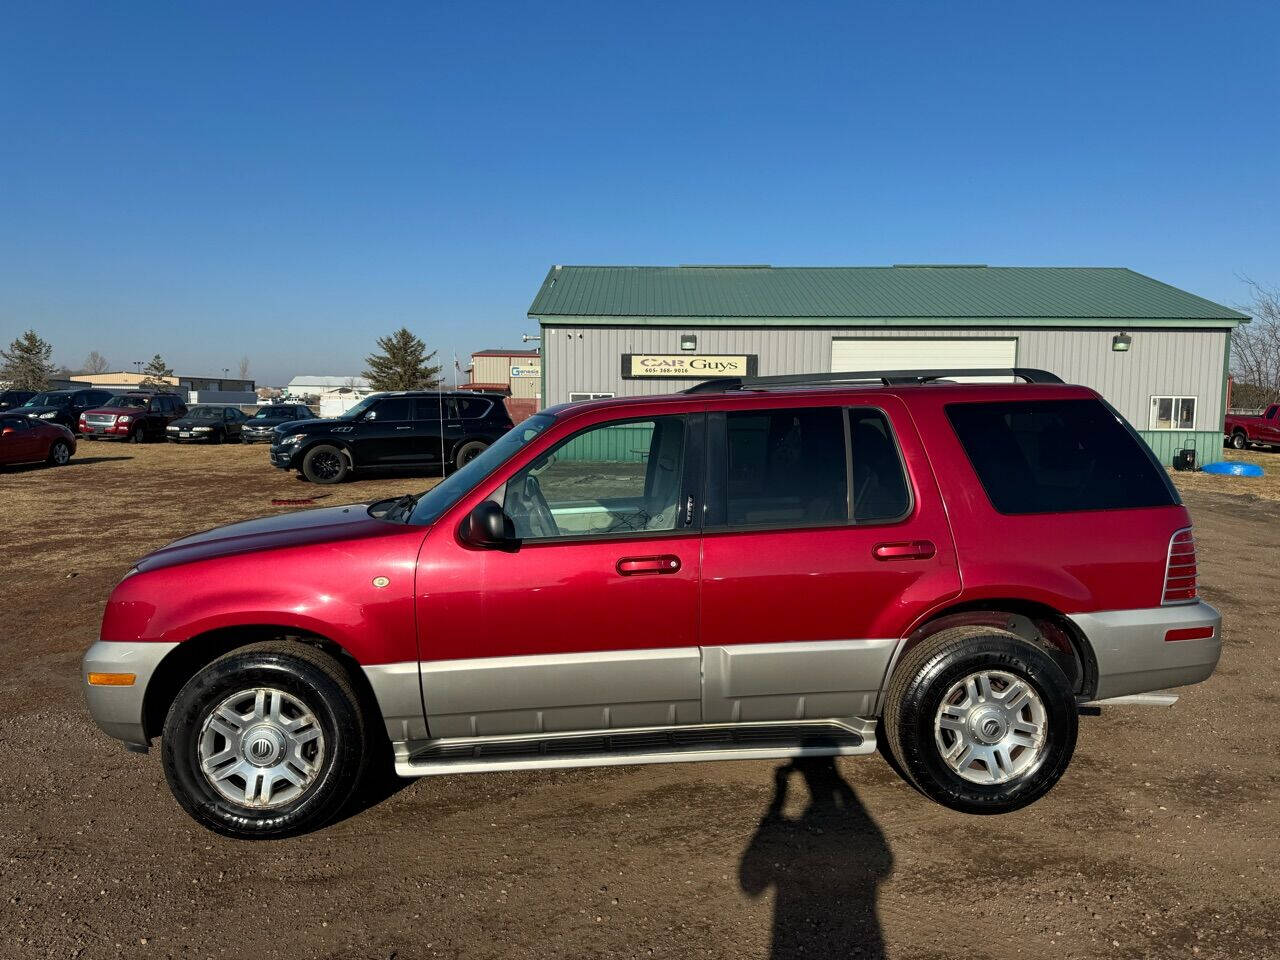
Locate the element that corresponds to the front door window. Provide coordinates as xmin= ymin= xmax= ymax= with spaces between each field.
xmin=503 ymin=416 xmax=687 ymax=539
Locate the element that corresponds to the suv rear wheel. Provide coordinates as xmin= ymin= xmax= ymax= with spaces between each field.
xmin=161 ymin=642 xmax=368 ymax=839
xmin=454 ymin=439 xmax=488 ymax=470
xmin=302 ymin=444 xmax=349 ymax=484
xmin=883 ymin=627 xmax=1077 ymax=814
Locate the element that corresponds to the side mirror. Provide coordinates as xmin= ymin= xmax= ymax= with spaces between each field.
xmin=459 ymin=500 xmax=518 ymax=550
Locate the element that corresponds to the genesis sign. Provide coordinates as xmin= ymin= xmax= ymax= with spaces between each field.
xmin=622 ymin=354 xmax=758 ymax=379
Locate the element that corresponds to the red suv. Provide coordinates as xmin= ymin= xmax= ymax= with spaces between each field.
xmin=81 ymin=392 xmax=188 ymax=442
xmin=83 ymin=369 xmax=1221 ymax=838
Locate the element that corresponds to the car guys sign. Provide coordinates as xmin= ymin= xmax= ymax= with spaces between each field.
xmin=621 ymin=354 xmax=758 ymax=379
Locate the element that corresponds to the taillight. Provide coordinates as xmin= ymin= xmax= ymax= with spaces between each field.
xmin=1163 ymin=528 xmax=1198 ymax=604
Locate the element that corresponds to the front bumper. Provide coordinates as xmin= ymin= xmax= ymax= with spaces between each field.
xmin=82 ymin=641 xmax=179 ymax=748
xmin=1069 ymin=601 xmax=1221 ymax=701
xmin=242 ymin=432 xmax=275 ymax=443
xmin=269 ymin=447 xmax=300 ymax=469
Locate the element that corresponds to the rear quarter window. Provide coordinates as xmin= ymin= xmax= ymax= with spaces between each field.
xmin=946 ymin=398 xmax=1177 ymax=514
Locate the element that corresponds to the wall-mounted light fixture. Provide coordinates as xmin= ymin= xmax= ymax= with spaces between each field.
xmin=680 ymin=333 xmax=697 ymax=351
xmin=1112 ymin=332 xmax=1132 ymax=353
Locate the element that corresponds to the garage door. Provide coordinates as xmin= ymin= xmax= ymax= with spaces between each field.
xmin=831 ymin=338 xmax=1017 ymax=377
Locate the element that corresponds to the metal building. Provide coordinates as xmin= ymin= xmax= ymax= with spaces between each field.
xmin=528 ymin=264 xmax=1249 ymax=463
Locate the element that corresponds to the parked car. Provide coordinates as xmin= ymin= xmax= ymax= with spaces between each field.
xmin=268 ymin=390 xmax=512 ymax=483
xmin=81 ymin=392 xmax=188 ymax=442
xmin=240 ymin=404 xmax=315 ymax=444
xmin=20 ymin=388 xmax=115 ymax=432
xmin=0 ymin=389 xmax=37 ymax=411
xmin=0 ymin=412 xmax=75 ymax=467
xmin=1224 ymin=404 xmax=1280 ymax=450
xmin=166 ymin=405 xmax=248 ymax=443
xmin=83 ymin=368 xmax=1221 ymax=838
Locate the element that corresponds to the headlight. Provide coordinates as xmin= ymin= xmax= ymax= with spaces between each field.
xmin=280 ymin=433 xmax=305 ymax=446
xmin=38 ymin=412 xmax=56 ymax=419
xmin=167 ymin=425 xmax=179 ymax=431
xmin=193 ymin=426 xmax=212 ymax=432
xmin=117 ymin=415 xmax=131 ymax=424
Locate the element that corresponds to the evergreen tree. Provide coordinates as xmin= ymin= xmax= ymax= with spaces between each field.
xmin=139 ymin=354 xmax=175 ymax=389
xmin=363 ymin=327 xmax=441 ymax=391
xmin=0 ymin=330 xmax=58 ymax=390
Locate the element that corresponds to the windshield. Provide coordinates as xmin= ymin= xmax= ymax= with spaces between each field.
xmin=187 ymin=406 xmax=221 ymax=420
xmin=406 ymin=415 xmax=554 ymax=525
xmin=107 ymin=395 xmax=149 ymax=409
xmin=337 ymin=395 xmax=382 ymax=420
xmin=24 ymin=392 xmax=70 ymax=407
xmin=253 ymin=407 xmax=287 ymax=419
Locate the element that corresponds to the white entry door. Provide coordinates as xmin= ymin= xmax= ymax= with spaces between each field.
xmin=832 ymin=338 xmax=1017 ymax=379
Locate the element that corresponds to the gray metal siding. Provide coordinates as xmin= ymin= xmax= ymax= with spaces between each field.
xmin=542 ymin=325 xmax=1227 ymax=431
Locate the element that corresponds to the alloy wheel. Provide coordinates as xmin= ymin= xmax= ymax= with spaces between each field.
xmin=197 ymin=687 xmax=325 ymax=809
xmin=934 ymin=670 xmax=1048 ymax=784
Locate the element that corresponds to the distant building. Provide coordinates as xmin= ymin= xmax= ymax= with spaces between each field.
xmin=285 ymin=375 xmax=371 ymax=399
xmin=462 ymin=348 xmax=540 ymax=422
xmin=69 ymin=371 xmax=255 ymax=400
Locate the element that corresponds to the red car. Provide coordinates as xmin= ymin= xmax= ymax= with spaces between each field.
xmin=0 ymin=412 xmax=75 ymax=467
xmin=83 ymin=369 xmax=1221 ymax=838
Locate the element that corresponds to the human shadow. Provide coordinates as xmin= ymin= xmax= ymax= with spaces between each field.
xmin=740 ymin=757 xmax=893 ymax=960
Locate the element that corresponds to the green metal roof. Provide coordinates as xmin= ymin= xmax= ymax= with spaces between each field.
xmin=528 ymin=265 xmax=1248 ymax=327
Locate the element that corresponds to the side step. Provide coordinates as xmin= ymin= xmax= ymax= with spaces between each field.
xmin=395 ymin=719 xmax=878 ymax=777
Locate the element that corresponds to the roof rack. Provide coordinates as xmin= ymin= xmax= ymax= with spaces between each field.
xmin=682 ymin=368 xmax=1064 ymax=394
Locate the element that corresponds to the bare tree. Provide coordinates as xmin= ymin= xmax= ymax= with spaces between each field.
xmin=1230 ymin=279 xmax=1280 ymax=408
xmin=82 ymin=350 xmax=110 ymax=374
xmin=237 ymin=355 xmax=250 ymax=379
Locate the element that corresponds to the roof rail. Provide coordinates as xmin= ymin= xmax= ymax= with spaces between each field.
xmin=682 ymin=368 xmax=1064 ymax=394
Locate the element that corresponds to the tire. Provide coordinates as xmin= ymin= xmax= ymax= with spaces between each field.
xmin=882 ymin=627 xmax=1077 ymax=815
xmin=302 ymin=444 xmax=348 ymax=484
xmin=1231 ymin=431 xmax=1248 ymax=450
xmin=161 ymin=642 xmax=368 ymax=839
xmin=129 ymin=426 xmax=143 ymax=443
xmin=454 ymin=440 xmax=488 ymax=470
xmin=47 ymin=439 xmax=72 ymax=466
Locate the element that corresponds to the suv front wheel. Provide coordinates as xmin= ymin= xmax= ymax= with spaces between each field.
xmin=301 ymin=444 xmax=349 ymax=484
xmin=161 ymin=642 xmax=368 ymax=839
xmin=883 ymin=627 xmax=1077 ymax=814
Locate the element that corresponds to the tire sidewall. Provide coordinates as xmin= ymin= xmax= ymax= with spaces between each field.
xmin=49 ymin=440 xmax=70 ymax=465
xmin=898 ymin=638 xmax=1077 ymax=814
xmin=162 ymin=653 xmax=362 ymax=838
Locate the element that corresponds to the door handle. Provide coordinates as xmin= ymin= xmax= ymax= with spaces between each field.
xmin=617 ymin=555 xmax=682 ymax=576
xmin=872 ymin=540 xmax=936 ymax=561
xmin=395 ymin=426 xmax=413 ymax=430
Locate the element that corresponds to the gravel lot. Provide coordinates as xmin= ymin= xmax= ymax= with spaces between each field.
xmin=1 ymin=443 xmax=1278 ymax=959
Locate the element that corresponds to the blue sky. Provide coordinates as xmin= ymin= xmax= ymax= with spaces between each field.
xmin=2 ymin=1 xmax=1277 ymax=386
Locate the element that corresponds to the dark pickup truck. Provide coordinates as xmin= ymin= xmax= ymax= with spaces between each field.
xmin=1225 ymin=405 xmax=1280 ymax=450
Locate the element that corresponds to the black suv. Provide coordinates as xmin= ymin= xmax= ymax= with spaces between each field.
xmin=270 ymin=391 xmax=513 ymax=483
xmin=20 ymin=389 xmax=116 ymax=432
xmin=240 ymin=404 xmax=314 ymax=443
xmin=0 ymin=389 xmax=36 ymax=411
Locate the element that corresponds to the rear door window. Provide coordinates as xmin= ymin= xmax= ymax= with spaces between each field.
xmin=715 ymin=407 xmax=849 ymax=527
xmin=849 ymin=409 xmax=911 ymax=523
xmin=946 ymin=398 xmax=1176 ymax=514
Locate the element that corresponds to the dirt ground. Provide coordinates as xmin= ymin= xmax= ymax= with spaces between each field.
xmin=1 ymin=442 xmax=1278 ymax=960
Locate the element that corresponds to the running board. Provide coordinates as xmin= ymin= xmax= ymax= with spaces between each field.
xmin=1083 ymin=692 xmax=1179 ymax=708
xmin=395 ymin=719 xmax=877 ymax=777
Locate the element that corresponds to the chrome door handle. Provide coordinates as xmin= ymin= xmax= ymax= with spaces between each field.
xmin=395 ymin=426 xmax=413 ymax=430
xmin=617 ymin=555 xmax=682 ymax=576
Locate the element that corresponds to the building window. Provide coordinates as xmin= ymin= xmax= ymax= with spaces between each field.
xmin=1149 ymin=396 xmax=1197 ymax=431
xmin=568 ymin=392 xmax=614 ymax=402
